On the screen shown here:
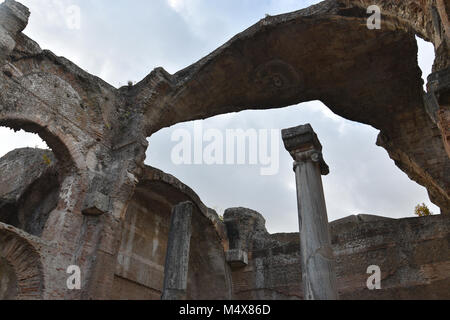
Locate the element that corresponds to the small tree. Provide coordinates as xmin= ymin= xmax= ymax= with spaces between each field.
xmin=414 ymin=203 xmax=433 ymax=217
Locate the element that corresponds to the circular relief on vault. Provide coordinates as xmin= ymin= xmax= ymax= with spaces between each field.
xmin=252 ymin=59 xmax=303 ymax=93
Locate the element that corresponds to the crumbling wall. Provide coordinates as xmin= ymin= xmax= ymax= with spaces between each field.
xmin=226 ymin=209 xmax=450 ymax=300
xmin=113 ymin=166 xmax=233 ymax=300
xmin=0 ymin=222 xmax=47 ymax=300
xmin=0 ymin=256 xmax=17 ymax=299
xmin=0 ymin=148 xmax=59 ymax=236
xmin=0 ymin=146 xmax=449 ymax=300
xmin=342 ymin=0 xmax=449 ymax=70
xmin=0 ymin=0 xmax=448 ymax=300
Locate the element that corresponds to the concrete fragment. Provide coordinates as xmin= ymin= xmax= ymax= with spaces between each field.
xmin=226 ymin=249 xmax=248 ymax=268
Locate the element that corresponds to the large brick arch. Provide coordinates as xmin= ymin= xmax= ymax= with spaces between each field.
xmin=0 ymin=223 xmax=45 ymax=300
xmin=1 ymin=0 xmax=447 ymax=215
xmin=135 ymin=1 xmax=449 ymax=213
xmin=0 ymin=115 xmax=90 ymax=214
xmin=0 ymin=115 xmax=82 ymax=170
xmin=0 ymin=0 xmax=448 ymax=300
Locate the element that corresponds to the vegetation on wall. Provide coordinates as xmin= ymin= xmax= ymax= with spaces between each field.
xmin=414 ymin=203 xmax=433 ymax=217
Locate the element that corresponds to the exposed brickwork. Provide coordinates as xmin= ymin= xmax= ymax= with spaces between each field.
xmin=0 ymin=0 xmax=448 ymax=300
xmin=0 ymin=222 xmax=46 ymax=300
xmin=228 ymin=212 xmax=450 ymax=300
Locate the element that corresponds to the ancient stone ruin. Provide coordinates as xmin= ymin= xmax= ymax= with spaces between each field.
xmin=0 ymin=0 xmax=449 ymax=300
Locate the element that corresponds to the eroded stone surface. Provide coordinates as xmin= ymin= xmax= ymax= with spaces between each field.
xmin=0 ymin=147 xmax=449 ymax=300
xmin=0 ymin=222 xmax=47 ymax=300
xmin=0 ymin=256 xmax=17 ymax=300
xmin=113 ymin=166 xmax=232 ymax=300
xmin=0 ymin=148 xmax=59 ymax=236
xmin=227 ymin=210 xmax=450 ymax=300
xmin=0 ymin=0 xmax=448 ymax=300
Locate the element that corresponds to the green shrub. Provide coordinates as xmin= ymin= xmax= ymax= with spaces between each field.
xmin=414 ymin=203 xmax=433 ymax=217
xmin=43 ymin=153 xmax=52 ymax=166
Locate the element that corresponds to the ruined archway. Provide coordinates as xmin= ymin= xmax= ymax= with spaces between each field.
xmin=0 ymin=224 xmax=45 ymax=300
xmin=148 ymin=101 xmax=441 ymax=233
xmin=0 ymin=256 xmax=17 ymax=300
xmin=113 ymin=166 xmax=232 ymax=300
xmin=0 ymin=0 xmax=448 ymax=300
xmin=0 ymin=117 xmax=74 ymax=167
xmin=0 ymin=116 xmax=87 ymax=237
xmin=136 ymin=3 xmax=448 ymax=214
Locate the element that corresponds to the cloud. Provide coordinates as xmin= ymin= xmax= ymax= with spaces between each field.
xmin=167 ymin=0 xmax=185 ymax=12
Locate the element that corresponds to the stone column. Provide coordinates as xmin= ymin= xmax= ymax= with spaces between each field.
xmin=282 ymin=124 xmax=338 ymax=300
xmin=161 ymin=201 xmax=193 ymax=300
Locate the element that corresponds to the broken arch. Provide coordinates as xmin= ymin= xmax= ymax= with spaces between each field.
xmin=0 ymin=116 xmax=86 ymax=236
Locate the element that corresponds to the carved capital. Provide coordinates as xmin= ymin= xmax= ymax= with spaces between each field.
xmin=292 ymin=150 xmax=329 ymax=175
xmin=282 ymin=124 xmax=329 ymax=175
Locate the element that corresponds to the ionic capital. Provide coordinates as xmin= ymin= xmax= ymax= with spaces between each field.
xmin=282 ymin=124 xmax=329 ymax=175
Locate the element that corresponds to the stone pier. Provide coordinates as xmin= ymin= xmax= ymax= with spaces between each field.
xmin=161 ymin=201 xmax=194 ymax=300
xmin=282 ymin=124 xmax=339 ymax=300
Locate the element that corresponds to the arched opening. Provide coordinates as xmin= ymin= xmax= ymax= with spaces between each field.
xmin=0 ymin=119 xmax=77 ymax=237
xmin=0 ymin=127 xmax=48 ymax=158
xmin=0 ymin=227 xmax=45 ymax=300
xmin=112 ymin=167 xmax=231 ymax=300
xmin=143 ymin=30 xmax=440 ymax=234
xmin=137 ymin=6 xmax=446 ymax=300
xmin=0 ymin=119 xmax=74 ymax=168
xmin=147 ymin=99 xmax=440 ymax=233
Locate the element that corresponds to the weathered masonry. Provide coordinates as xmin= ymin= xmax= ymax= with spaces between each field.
xmin=0 ymin=0 xmax=449 ymax=300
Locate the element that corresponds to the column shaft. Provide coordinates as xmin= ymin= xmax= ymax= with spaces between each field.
xmin=295 ymin=159 xmax=338 ymax=300
xmin=161 ymin=201 xmax=193 ymax=300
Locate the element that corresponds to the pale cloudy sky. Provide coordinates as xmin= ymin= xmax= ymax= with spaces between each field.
xmin=0 ymin=0 xmax=438 ymax=233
